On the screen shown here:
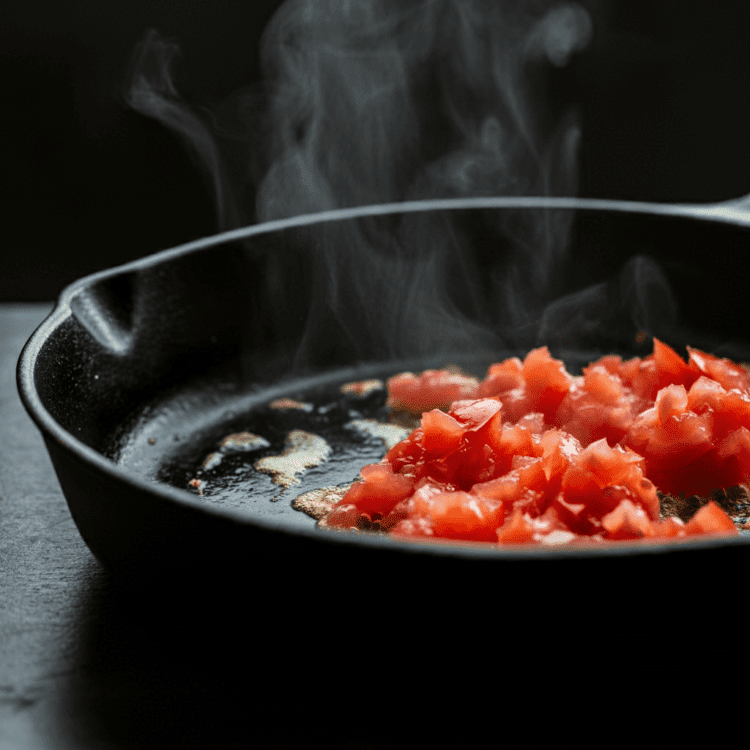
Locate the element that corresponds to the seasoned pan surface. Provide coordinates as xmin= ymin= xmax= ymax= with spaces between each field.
xmin=18 ymin=198 xmax=750 ymax=583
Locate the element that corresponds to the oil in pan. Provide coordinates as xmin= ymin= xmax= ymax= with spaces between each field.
xmin=179 ymin=379 xmax=411 ymax=523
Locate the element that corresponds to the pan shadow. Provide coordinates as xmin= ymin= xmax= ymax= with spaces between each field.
xmin=55 ymin=538 xmax=740 ymax=748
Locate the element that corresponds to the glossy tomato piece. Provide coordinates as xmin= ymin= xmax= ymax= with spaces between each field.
xmin=687 ymin=348 xmax=750 ymax=394
xmin=448 ymin=398 xmax=503 ymax=430
xmin=624 ymin=393 xmax=714 ymax=486
xmin=683 ymin=501 xmax=737 ymax=535
xmin=560 ymin=439 xmax=659 ymax=530
xmin=484 ymin=422 xmax=539 ymax=476
xmin=472 ymin=462 xmax=547 ymax=517
xmin=686 ymin=375 xmax=726 ymax=414
xmin=429 ymin=440 xmax=500 ymax=489
xmin=538 ymin=429 xmax=581 ymax=491
xmin=389 ymin=516 xmax=435 ymax=538
xmin=387 ymin=369 xmax=479 ymax=413
xmin=420 ymin=409 xmax=464 ymax=456
xmin=411 ymin=490 xmax=504 ymax=542
xmin=616 ymin=356 xmax=643 ymax=388
xmin=477 ymin=357 xmax=523 ymax=397
xmin=655 ymin=384 xmax=688 ymax=424
xmin=521 ymin=347 xmax=573 ymax=421
xmin=495 ymin=508 xmax=536 ymax=544
xmin=555 ymin=367 xmax=636 ymax=446
xmin=651 ymin=516 xmax=687 ymax=538
xmin=337 ymin=462 xmax=416 ymax=518
xmin=624 ymin=339 xmax=697 ymax=401
xmin=715 ymin=426 xmax=750 ymax=487
xmin=385 ymin=428 xmax=424 ymax=473
xmin=652 ymin=338 xmax=699 ymax=391
xmin=688 ymin=378 xmax=750 ymax=441
xmin=601 ymin=499 xmax=657 ymax=540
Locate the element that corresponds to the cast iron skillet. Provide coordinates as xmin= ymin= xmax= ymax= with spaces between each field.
xmin=17 ymin=197 xmax=750 ymax=601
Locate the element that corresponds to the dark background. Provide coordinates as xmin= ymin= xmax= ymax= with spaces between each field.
xmin=3 ymin=0 xmax=750 ymax=301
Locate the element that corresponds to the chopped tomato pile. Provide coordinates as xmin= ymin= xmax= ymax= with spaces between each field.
xmin=325 ymin=340 xmax=746 ymax=544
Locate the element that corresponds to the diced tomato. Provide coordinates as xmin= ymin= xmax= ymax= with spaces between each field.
xmin=386 ymin=369 xmax=479 ymax=413
xmin=688 ymin=348 xmax=750 ymax=394
xmin=652 ymin=338 xmax=700 ymax=392
xmin=413 ymin=490 xmax=504 ymax=542
xmin=652 ymin=516 xmax=686 ymax=538
xmin=594 ymin=354 xmax=625 ymax=377
xmin=421 ymin=409 xmax=465 ymax=456
xmin=448 ymin=398 xmax=503 ymax=430
xmin=325 ymin=339 xmax=747 ymax=544
xmin=325 ymin=503 xmax=361 ymax=529
xmin=655 ymin=384 xmax=688 ymax=424
xmin=601 ymin=499 xmax=656 ymax=540
xmin=556 ymin=368 xmax=636 ymax=446
xmin=473 ymin=462 xmax=547 ymax=516
xmin=428 ymin=440 xmax=500 ymax=489
xmin=683 ymin=501 xmax=738 ymax=535
xmin=516 ymin=412 xmax=545 ymax=434
xmin=557 ymin=439 xmax=659 ymax=531
xmin=623 ymin=339 xmax=698 ymax=401
xmin=495 ymin=508 xmax=536 ymax=544
xmin=616 ymin=356 xmax=643 ymax=388
xmin=624 ymin=399 xmax=714 ymax=494
xmin=520 ymin=347 xmax=573 ymax=421
xmin=477 ymin=357 xmax=524 ymax=397
xmin=336 ymin=462 xmax=416 ymax=519
xmin=687 ymin=376 xmax=727 ymax=415
xmin=538 ymin=429 xmax=581 ymax=490
xmin=485 ymin=422 xmax=538 ymax=474
xmin=389 ymin=516 xmax=435 ymax=538
xmin=688 ymin=378 xmax=750 ymax=441
xmin=715 ymin=426 xmax=750 ymax=487
xmin=385 ymin=428 xmax=423 ymax=473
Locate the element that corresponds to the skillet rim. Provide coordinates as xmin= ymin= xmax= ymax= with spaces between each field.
xmin=17 ymin=196 xmax=750 ymax=561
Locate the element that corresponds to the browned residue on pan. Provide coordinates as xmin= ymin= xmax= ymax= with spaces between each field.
xmin=254 ymin=430 xmax=331 ymax=495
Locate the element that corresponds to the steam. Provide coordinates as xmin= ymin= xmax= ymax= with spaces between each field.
xmin=538 ymin=256 xmax=679 ymax=352
xmin=255 ymin=0 xmax=592 ymax=218
xmin=255 ymin=0 xmax=595 ymax=364
xmin=125 ymin=30 xmax=240 ymax=229
xmin=128 ymin=1 xmax=661 ymax=368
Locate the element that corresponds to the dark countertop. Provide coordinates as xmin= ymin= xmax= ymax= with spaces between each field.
xmin=1 ymin=304 xmax=113 ymax=748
